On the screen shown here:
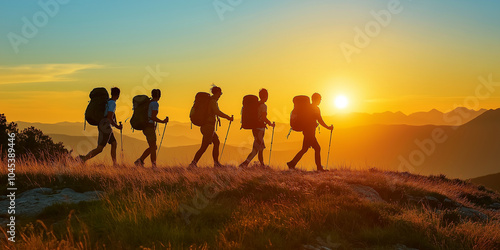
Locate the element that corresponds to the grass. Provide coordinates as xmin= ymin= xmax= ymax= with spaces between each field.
xmin=1 ymin=158 xmax=499 ymax=249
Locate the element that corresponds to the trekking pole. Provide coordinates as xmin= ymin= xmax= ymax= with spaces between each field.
xmin=119 ymin=122 xmax=123 ymax=162
xmin=268 ymin=122 xmax=275 ymax=166
xmin=220 ymin=116 xmax=233 ymax=161
xmin=326 ymin=125 xmax=333 ymax=170
xmin=157 ymin=118 xmax=168 ymax=156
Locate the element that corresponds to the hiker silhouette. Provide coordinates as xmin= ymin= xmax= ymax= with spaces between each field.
xmin=134 ymin=89 xmax=169 ymax=169
xmin=79 ymin=87 xmax=123 ymax=165
xmin=189 ymin=85 xmax=234 ymax=168
xmin=287 ymin=93 xmax=333 ymax=172
xmin=239 ymin=88 xmax=275 ymax=168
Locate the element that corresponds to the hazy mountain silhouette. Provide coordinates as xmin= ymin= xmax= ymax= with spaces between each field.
xmin=324 ymin=107 xmax=486 ymax=127
xmin=17 ymin=108 xmax=497 ymax=178
xmin=421 ymin=108 xmax=500 ymax=179
xmin=470 ymin=172 xmax=500 ymax=192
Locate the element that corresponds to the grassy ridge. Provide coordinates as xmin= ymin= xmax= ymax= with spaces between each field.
xmin=1 ymin=160 xmax=499 ymax=249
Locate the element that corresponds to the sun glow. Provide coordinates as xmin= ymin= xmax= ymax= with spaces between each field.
xmin=334 ymin=95 xmax=349 ymax=110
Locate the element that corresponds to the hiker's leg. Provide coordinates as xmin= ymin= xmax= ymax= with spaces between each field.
xmin=193 ymin=125 xmax=213 ymax=164
xmin=212 ymin=133 xmax=220 ymax=163
xmin=258 ymin=149 xmax=264 ymax=165
xmin=110 ymin=141 xmax=117 ymax=165
xmin=311 ymin=137 xmax=322 ymax=169
xmin=108 ymin=134 xmax=118 ymax=165
xmin=149 ymin=140 xmax=157 ymax=166
xmin=244 ymin=129 xmax=259 ymax=162
xmin=140 ymin=148 xmax=151 ymax=161
xmin=289 ymin=132 xmax=310 ymax=167
xmin=290 ymin=146 xmax=308 ymax=167
xmin=193 ymin=143 xmax=209 ymax=163
xmin=143 ymin=126 xmax=157 ymax=165
xmin=245 ymin=150 xmax=258 ymax=162
xmin=85 ymin=145 xmax=105 ymax=160
xmin=91 ymin=118 xmax=111 ymax=161
xmin=247 ymin=129 xmax=264 ymax=164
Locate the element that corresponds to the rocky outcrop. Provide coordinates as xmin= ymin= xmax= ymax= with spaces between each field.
xmin=350 ymin=185 xmax=385 ymax=203
xmin=0 ymin=188 xmax=103 ymax=217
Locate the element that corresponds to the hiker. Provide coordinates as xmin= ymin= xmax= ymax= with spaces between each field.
xmin=189 ymin=86 xmax=234 ymax=168
xmin=134 ymin=89 xmax=169 ymax=168
xmin=80 ymin=87 xmax=123 ymax=164
xmin=287 ymin=93 xmax=333 ymax=172
xmin=239 ymin=88 xmax=275 ymax=168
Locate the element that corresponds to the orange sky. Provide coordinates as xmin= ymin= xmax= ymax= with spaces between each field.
xmin=1 ymin=1 xmax=499 ymax=123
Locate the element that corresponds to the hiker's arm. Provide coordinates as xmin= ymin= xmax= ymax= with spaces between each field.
xmin=317 ymin=110 xmax=333 ymax=130
xmin=107 ymin=112 xmax=122 ymax=129
xmin=261 ymin=110 xmax=274 ymax=127
xmin=151 ymin=110 xmax=168 ymax=123
xmin=213 ymin=102 xmax=232 ymax=121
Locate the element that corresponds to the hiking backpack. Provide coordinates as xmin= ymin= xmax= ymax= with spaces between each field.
xmin=85 ymin=87 xmax=109 ymax=126
xmin=130 ymin=95 xmax=151 ymax=130
xmin=290 ymin=95 xmax=317 ymax=132
xmin=241 ymin=95 xmax=264 ymax=129
xmin=190 ymin=92 xmax=211 ymax=126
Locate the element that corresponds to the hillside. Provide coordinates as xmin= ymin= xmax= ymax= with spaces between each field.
xmin=0 ymin=161 xmax=499 ymax=249
xmin=470 ymin=173 xmax=500 ymax=192
xmin=421 ymin=108 xmax=500 ymax=179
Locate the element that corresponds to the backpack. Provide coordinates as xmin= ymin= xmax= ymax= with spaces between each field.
xmin=290 ymin=95 xmax=317 ymax=132
xmin=241 ymin=95 xmax=264 ymax=129
xmin=190 ymin=92 xmax=211 ymax=126
xmin=85 ymin=88 xmax=109 ymax=126
xmin=130 ymin=95 xmax=151 ymax=130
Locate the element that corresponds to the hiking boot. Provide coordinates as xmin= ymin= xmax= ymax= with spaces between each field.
xmin=260 ymin=164 xmax=270 ymax=170
xmin=214 ymin=162 xmax=224 ymax=168
xmin=317 ymin=166 xmax=328 ymax=172
xmin=188 ymin=162 xmax=198 ymax=168
xmin=239 ymin=160 xmax=250 ymax=168
xmin=134 ymin=158 xmax=145 ymax=168
xmin=286 ymin=161 xmax=296 ymax=170
xmin=75 ymin=155 xmax=86 ymax=163
xmin=258 ymin=162 xmax=270 ymax=169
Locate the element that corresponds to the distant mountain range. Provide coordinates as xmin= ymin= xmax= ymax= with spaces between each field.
xmin=323 ymin=107 xmax=487 ymax=127
xmin=470 ymin=173 xmax=500 ymax=192
xmin=15 ymin=107 xmax=499 ymax=179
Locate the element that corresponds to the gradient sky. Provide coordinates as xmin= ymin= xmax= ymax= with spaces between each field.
xmin=1 ymin=0 xmax=500 ymax=123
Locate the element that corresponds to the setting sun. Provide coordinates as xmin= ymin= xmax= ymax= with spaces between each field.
xmin=334 ymin=95 xmax=349 ymax=110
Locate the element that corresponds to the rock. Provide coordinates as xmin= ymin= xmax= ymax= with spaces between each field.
xmin=351 ymin=185 xmax=384 ymax=203
xmin=422 ymin=196 xmax=440 ymax=208
xmin=394 ymin=244 xmax=419 ymax=250
xmin=0 ymin=188 xmax=104 ymax=217
xmin=424 ymin=196 xmax=439 ymax=202
xmin=303 ymin=245 xmax=332 ymax=250
xmin=458 ymin=207 xmax=488 ymax=222
xmin=405 ymin=195 xmax=420 ymax=204
xmin=442 ymin=198 xmax=461 ymax=209
xmin=488 ymin=203 xmax=500 ymax=210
